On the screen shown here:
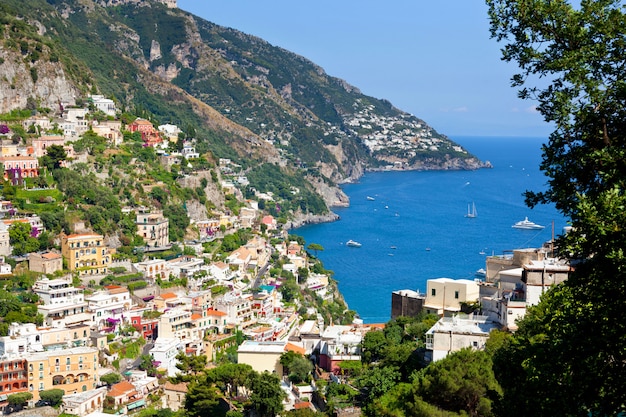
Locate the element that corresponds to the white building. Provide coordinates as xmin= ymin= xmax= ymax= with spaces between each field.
xmin=425 ymin=315 xmax=499 ymax=362
xmin=33 ymin=278 xmax=91 ymax=327
xmin=86 ymin=286 xmax=133 ymax=331
xmin=150 ymin=338 xmax=183 ymax=377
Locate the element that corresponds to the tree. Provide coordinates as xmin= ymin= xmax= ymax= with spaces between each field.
xmin=487 ymin=1 xmax=626 ymax=415
xmin=39 ymin=388 xmax=64 ymax=406
xmin=411 ymin=348 xmax=501 ymax=417
xmin=100 ymin=372 xmax=123 ymax=386
xmin=9 ymin=222 xmax=40 ymax=256
xmin=8 ymin=392 xmax=32 ymax=411
xmin=184 ymin=374 xmax=222 ymax=417
xmin=247 ymin=372 xmax=285 ymax=417
xmin=41 ymin=144 xmax=67 ymax=170
xmin=173 ymin=352 xmax=207 ymax=382
xmin=306 ymin=242 xmax=324 ymax=258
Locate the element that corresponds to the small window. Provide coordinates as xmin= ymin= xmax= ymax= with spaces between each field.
xmin=431 ymin=288 xmax=436 ymax=296
xmin=454 ymin=291 xmax=459 ymax=299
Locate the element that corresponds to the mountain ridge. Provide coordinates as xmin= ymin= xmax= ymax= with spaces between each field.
xmin=0 ymin=0 xmax=490 ymax=218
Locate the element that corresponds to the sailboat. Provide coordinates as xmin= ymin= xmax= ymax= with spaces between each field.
xmin=465 ymin=202 xmax=477 ymax=218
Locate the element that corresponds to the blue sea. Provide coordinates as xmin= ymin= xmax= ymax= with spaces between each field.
xmin=292 ymin=136 xmax=568 ymax=323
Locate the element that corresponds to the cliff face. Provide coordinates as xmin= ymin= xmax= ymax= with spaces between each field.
xmin=0 ymin=50 xmax=80 ymax=113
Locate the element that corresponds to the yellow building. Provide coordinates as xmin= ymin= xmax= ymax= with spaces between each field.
xmin=61 ymin=233 xmax=112 ymax=276
xmin=423 ymin=278 xmax=480 ymax=316
xmin=24 ymin=347 xmax=99 ymax=401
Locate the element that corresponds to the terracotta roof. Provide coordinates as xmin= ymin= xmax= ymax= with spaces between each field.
xmin=206 ymin=308 xmax=227 ymax=317
xmin=64 ymin=233 xmax=103 ymax=239
xmin=41 ymin=252 xmax=61 ymax=260
xmin=163 ymin=381 xmax=188 ymax=392
xmin=285 ymin=342 xmax=305 ymax=355
xmin=191 ymin=313 xmax=202 ymax=320
xmin=109 ymin=380 xmax=137 ymax=397
xmin=294 ymin=402 xmax=312 ymax=410
xmin=159 ymin=292 xmax=178 ymax=299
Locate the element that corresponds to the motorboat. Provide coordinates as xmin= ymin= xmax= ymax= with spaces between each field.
xmin=346 ymin=240 xmax=362 ymax=247
xmin=512 ymin=217 xmax=545 ymax=230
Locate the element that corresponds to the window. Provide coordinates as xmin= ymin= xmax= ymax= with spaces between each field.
xmin=431 ymin=288 xmax=436 ymax=296
xmin=454 ymin=291 xmax=459 ymax=299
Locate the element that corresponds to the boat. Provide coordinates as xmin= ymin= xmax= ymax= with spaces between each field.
xmin=512 ymin=217 xmax=545 ymax=230
xmin=475 ymin=268 xmax=486 ymax=277
xmin=366 ymin=196 xmax=375 ymax=201
xmin=465 ymin=202 xmax=477 ymax=218
xmin=346 ymin=240 xmax=362 ymax=247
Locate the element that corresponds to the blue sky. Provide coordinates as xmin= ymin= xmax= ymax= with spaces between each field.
xmin=177 ymin=1 xmax=551 ymax=138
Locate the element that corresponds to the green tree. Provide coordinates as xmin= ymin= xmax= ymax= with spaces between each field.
xmin=100 ymin=372 xmax=123 ymax=386
xmin=173 ymin=352 xmax=207 ymax=382
xmin=40 ymin=144 xmax=67 ymax=170
xmin=208 ymin=362 xmax=253 ymax=399
xmin=9 ymin=222 xmax=39 ymax=256
xmin=39 ymin=388 xmax=64 ymax=406
xmin=487 ymin=1 xmax=626 ymax=415
xmin=184 ymin=373 xmax=222 ymax=417
xmin=411 ymin=348 xmax=501 ymax=417
xmin=247 ymin=372 xmax=285 ymax=417
xmin=8 ymin=392 xmax=32 ymax=411
xmin=306 ymin=242 xmax=324 ymax=258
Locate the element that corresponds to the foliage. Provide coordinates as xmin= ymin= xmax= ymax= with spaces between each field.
xmin=9 ymin=222 xmax=40 ymax=255
xmin=247 ymin=372 xmax=285 ymax=417
xmin=100 ymin=372 xmax=123 ymax=386
xmin=184 ymin=373 xmax=223 ymax=417
xmin=487 ymin=1 xmax=626 ymax=415
xmin=39 ymin=388 xmax=65 ymax=406
xmin=172 ymin=352 xmax=207 ymax=382
xmin=411 ymin=348 xmax=501 ymax=417
xmin=280 ymin=351 xmax=313 ymax=384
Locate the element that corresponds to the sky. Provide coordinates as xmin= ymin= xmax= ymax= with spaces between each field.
xmin=176 ymin=1 xmax=551 ymax=138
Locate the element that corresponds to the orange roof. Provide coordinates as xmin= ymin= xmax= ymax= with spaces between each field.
xmin=159 ymin=292 xmax=178 ymax=299
xmin=285 ymin=342 xmax=305 ymax=355
xmin=294 ymin=402 xmax=312 ymax=410
xmin=206 ymin=308 xmax=227 ymax=317
xmin=109 ymin=380 xmax=136 ymax=397
xmin=191 ymin=313 xmax=202 ymax=320
xmin=163 ymin=381 xmax=188 ymax=392
xmin=41 ymin=252 xmax=61 ymax=260
xmin=64 ymin=233 xmax=102 ymax=239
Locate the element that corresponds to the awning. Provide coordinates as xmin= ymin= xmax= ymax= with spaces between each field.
xmin=127 ymin=399 xmax=146 ymax=410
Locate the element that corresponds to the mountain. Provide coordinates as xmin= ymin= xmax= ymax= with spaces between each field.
xmin=0 ymin=0 xmax=489 ymax=219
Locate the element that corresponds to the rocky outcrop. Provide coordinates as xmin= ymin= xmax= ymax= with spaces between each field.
xmin=0 ymin=50 xmax=80 ymax=114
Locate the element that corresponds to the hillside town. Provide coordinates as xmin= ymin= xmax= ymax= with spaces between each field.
xmin=0 ymin=95 xmax=391 ymax=416
xmin=0 ymin=93 xmax=573 ymax=416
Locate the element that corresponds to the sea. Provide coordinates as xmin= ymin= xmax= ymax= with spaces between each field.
xmin=292 ymin=136 xmax=569 ymax=324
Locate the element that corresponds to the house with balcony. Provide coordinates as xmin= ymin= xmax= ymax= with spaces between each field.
xmin=318 ymin=325 xmax=364 ymax=374
xmin=136 ymin=210 xmax=169 ymax=248
xmin=23 ymin=346 xmax=100 ymax=401
xmin=0 ymin=358 xmax=28 ymax=410
xmin=150 ymin=337 xmax=183 ymax=377
xmin=480 ymin=254 xmax=571 ymax=331
xmin=33 ymin=278 xmax=91 ymax=327
xmin=214 ymin=292 xmax=255 ymax=329
xmin=61 ymin=233 xmax=112 ymax=276
xmin=134 ymin=258 xmax=168 ymax=283
xmin=86 ymin=285 xmax=132 ymax=332
xmin=0 ymin=155 xmax=39 ymax=183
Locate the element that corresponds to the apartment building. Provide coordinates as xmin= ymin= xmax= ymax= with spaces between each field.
xmin=61 ymin=233 xmax=112 ymax=276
